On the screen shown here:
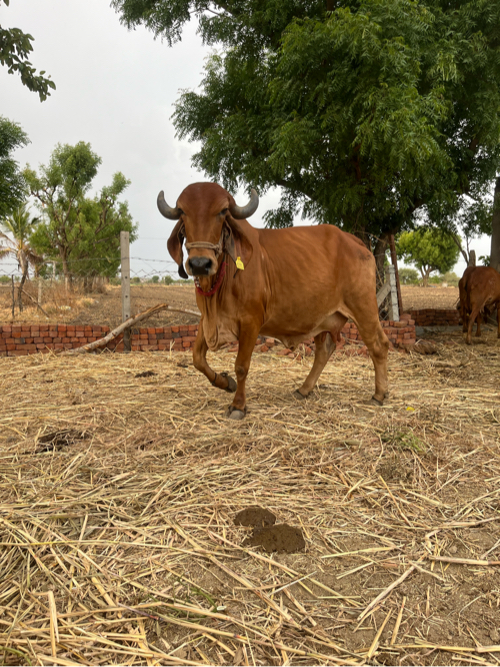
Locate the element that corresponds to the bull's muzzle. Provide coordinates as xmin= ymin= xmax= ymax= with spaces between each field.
xmin=188 ymin=255 xmax=213 ymax=276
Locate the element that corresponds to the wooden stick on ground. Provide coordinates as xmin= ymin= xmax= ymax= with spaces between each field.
xmin=63 ymin=302 xmax=200 ymax=355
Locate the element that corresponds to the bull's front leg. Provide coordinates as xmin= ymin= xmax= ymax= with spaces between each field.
xmin=192 ymin=320 xmax=236 ymax=393
xmin=225 ymin=323 xmax=260 ymax=420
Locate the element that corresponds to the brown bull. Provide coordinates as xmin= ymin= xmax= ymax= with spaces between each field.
xmin=159 ymin=182 xmax=389 ymax=419
xmin=465 ymin=266 xmax=500 ymax=345
xmin=458 ymin=266 xmax=483 ymax=335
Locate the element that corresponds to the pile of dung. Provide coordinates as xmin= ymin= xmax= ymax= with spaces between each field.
xmin=234 ymin=506 xmax=305 ymax=554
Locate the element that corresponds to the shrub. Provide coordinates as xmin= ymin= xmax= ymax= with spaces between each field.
xmin=131 ymin=277 xmax=141 ymax=284
xmin=164 ymin=275 xmax=174 ymax=285
xmin=0 ymin=275 xmax=11 ymax=283
xmin=150 ymin=275 xmax=159 ymax=283
xmin=441 ymin=271 xmax=459 ymax=286
xmin=399 ymin=268 xmax=419 ymax=285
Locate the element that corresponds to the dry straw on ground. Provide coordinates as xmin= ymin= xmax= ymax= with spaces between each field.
xmin=1 ymin=326 xmax=500 ymax=666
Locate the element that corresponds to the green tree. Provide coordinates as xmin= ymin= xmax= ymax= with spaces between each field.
xmin=0 ymin=116 xmax=29 ymax=218
xmin=0 ymin=203 xmax=42 ymax=311
xmin=398 ymin=268 xmax=419 ymax=285
xmin=24 ymin=143 xmax=138 ymax=289
xmin=396 ymin=228 xmax=460 ymax=287
xmin=113 ymin=0 xmax=500 ymax=268
xmin=0 ymin=0 xmax=55 ymax=101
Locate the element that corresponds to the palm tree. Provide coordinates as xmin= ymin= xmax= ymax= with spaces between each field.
xmin=0 ymin=204 xmax=43 ymax=312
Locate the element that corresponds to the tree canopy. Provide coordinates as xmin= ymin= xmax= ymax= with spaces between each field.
xmin=396 ymin=227 xmax=460 ymax=286
xmin=24 ymin=142 xmax=138 ymax=287
xmin=0 ymin=0 xmax=55 ymax=101
xmin=113 ymin=0 xmax=500 ymax=246
xmin=0 ymin=116 xmax=29 ymax=219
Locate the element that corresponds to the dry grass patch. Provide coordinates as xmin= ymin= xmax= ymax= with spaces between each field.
xmin=1 ymin=332 xmax=500 ymax=665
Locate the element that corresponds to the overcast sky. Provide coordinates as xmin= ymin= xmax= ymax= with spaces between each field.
xmin=1 ymin=0 xmax=284 ymax=280
xmin=1 ymin=0 xmax=491 ymax=280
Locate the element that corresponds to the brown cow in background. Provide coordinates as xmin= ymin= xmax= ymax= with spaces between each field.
xmin=159 ymin=182 xmax=389 ymax=419
xmin=465 ymin=266 xmax=500 ymax=345
xmin=458 ymin=266 xmax=483 ymax=335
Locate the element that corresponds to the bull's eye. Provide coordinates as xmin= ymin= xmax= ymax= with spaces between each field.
xmin=220 ymin=208 xmax=228 ymax=216
xmin=178 ymin=208 xmax=184 ymax=215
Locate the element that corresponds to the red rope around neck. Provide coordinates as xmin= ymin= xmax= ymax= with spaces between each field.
xmin=194 ymin=261 xmax=227 ymax=297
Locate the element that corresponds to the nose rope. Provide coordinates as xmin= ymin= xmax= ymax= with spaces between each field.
xmin=185 ymin=235 xmax=224 ymax=256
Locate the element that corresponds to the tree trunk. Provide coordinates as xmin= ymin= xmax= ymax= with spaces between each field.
xmin=373 ymin=233 xmax=389 ymax=290
xmin=17 ymin=255 xmax=28 ymax=313
xmin=61 ymin=255 xmax=72 ymax=292
xmin=421 ymin=268 xmax=430 ymax=287
xmin=491 ymin=176 xmax=500 ymax=272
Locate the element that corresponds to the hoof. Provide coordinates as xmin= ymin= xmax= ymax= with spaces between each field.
xmin=370 ymin=395 xmax=384 ymax=406
xmin=221 ymin=372 xmax=237 ymax=393
xmin=225 ymin=405 xmax=247 ymax=420
xmin=293 ymin=389 xmax=307 ymax=400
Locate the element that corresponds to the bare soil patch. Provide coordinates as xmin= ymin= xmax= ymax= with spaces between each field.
xmin=401 ymin=285 xmax=459 ymax=312
xmin=1 ymin=329 xmax=500 ymax=665
xmin=1 ymin=283 xmax=461 ymax=330
xmin=0 ymin=282 xmax=200 ymax=328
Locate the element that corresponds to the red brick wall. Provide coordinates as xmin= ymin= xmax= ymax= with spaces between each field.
xmin=410 ymin=309 xmax=460 ymax=326
xmin=0 ymin=319 xmax=416 ymax=357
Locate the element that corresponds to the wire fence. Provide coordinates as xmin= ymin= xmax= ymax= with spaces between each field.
xmin=0 ymin=255 xmax=181 ymax=284
xmin=0 ymin=254 xmax=199 ymax=327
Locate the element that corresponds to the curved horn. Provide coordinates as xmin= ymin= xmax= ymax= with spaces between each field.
xmin=157 ymin=191 xmax=181 ymax=220
xmin=229 ymin=188 xmax=259 ymax=220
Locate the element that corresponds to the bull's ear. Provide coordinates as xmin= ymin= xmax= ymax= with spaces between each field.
xmin=167 ymin=220 xmax=188 ymax=279
xmin=226 ymin=218 xmax=253 ymax=269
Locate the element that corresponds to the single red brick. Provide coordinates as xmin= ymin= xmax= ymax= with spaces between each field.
xmin=6 ymin=344 xmax=16 ymax=351
xmin=171 ymin=326 xmax=180 ymax=333
xmin=2 ymin=326 xmax=12 ymax=332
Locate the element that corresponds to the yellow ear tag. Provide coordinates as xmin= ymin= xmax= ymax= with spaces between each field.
xmin=236 ymin=256 xmax=245 ymax=270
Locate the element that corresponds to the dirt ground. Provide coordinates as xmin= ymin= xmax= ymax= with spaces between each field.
xmin=1 ymin=324 xmax=500 ymax=665
xmin=0 ymin=283 xmax=459 ymax=329
xmin=2 ymin=280 xmax=500 ymax=666
xmin=400 ymin=286 xmax=460 ymax=312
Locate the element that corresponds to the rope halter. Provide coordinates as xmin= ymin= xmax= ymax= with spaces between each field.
xmin=185 ymin=234 xmax=224 ymax=257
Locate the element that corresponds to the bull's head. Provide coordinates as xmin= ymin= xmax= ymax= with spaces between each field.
xmin=158 ymin=182 xmax=258 ymax=279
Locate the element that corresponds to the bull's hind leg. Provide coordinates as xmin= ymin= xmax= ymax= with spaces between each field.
xmin=192 ymin=321 xmax=236 ymax=392
xmin=352 ymin=313 xmax=389 ymax=405
xmin=294 ymin=330 xmax=341 ymax=399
